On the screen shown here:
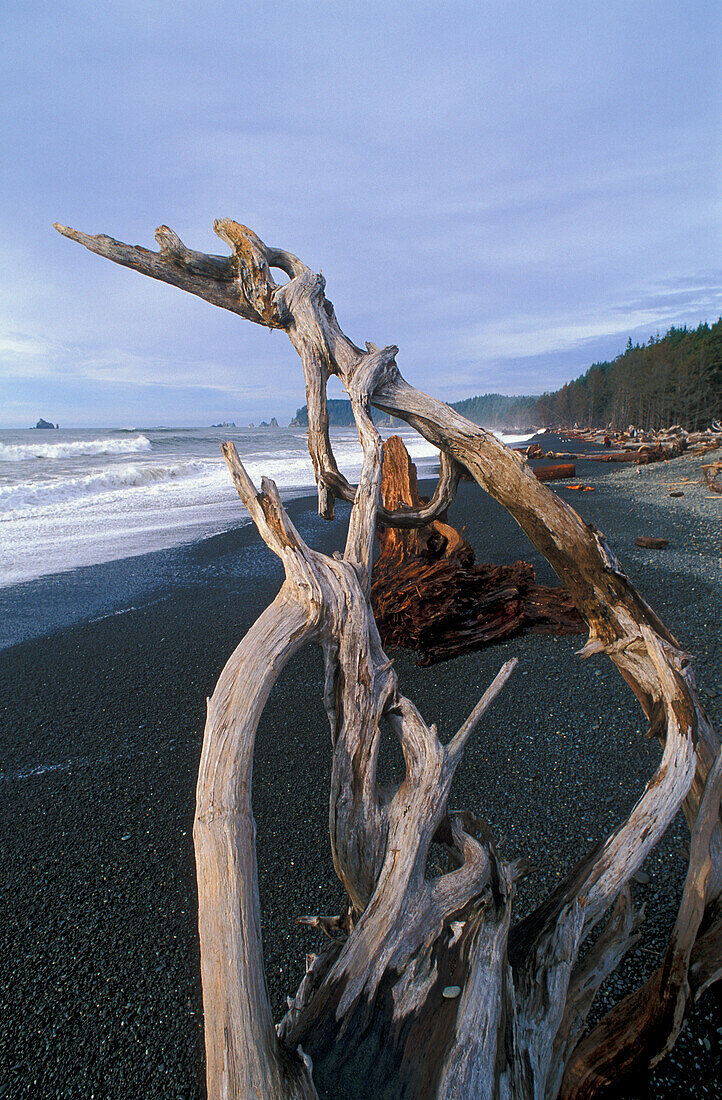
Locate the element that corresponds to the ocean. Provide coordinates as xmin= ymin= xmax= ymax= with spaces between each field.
xmin=0 ymin=424 xmax=534 ymax=588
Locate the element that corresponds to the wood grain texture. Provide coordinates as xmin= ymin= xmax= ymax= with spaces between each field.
xmin=371 ymin=435 xmax=583 ymax=663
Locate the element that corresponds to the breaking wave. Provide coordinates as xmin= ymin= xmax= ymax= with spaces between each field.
xmin=0 ymin=460 xmax=210 ymax=515
xmin=0 ymin=435 xmax=152 ymax=461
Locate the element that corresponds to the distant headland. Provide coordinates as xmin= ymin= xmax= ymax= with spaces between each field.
xmin=213 ymin=418 xmax=280 ymax=429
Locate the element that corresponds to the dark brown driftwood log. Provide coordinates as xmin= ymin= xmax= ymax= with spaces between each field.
xmin=634 ymin=537 xmax=669 ymax=550
xmin=371 ymin=436 xmax=582 ymax=664
xmin=533 ymin=463 xmax=576 ymax=481
xmin=57 ymin=217 xmax=722 ymax=1100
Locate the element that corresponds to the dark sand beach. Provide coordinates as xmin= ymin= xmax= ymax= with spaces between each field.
xmin=1 ymin=446 xmax=720 ymax=1099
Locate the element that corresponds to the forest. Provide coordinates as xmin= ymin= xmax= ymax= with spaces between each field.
xmin=291 ymin=398 xmax=394 ymax=427
xmin=449 ymin=392 xmax=538 ymax=429
xmin=536 ymin=319 xmax=722 ymax=431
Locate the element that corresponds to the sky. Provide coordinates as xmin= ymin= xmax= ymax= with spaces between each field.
xmin=1 ymin=0 xmax=720 ymax=428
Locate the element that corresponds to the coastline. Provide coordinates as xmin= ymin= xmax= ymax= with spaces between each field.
xmin=1 ymin=454 xmax=720 ymax=1098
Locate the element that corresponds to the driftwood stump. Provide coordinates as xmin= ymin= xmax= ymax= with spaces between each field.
xmin=703 ymin=463 xmax=722 ymax=493
xmin=57 ymin=218 xmax=722 ymax=1100
xmin=371 ymin=436 xmax=582 ymax=663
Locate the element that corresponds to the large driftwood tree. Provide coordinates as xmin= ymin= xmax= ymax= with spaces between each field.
xmin=57 ymin=219 xmax=722 ymax=1099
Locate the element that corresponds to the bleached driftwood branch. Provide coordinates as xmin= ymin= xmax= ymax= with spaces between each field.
xmin=57 ymin=218 xmax=722 ymax=1099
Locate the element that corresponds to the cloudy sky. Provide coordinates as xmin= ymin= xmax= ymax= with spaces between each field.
xmin=1 ymin=0 xmax=720 ymax=427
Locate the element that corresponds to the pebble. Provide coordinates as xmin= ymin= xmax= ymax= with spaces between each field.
xmin=442 ymin=986 xmax=461 ymax=999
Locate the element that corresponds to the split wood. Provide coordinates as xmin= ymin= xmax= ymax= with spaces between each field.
xmin=57 ymin=218 xmax=722 ymax=1100
xmin=370 ymin=435 xmax=583 ymax=664
xmin=702 ymin=464 xmax=722 ymax=494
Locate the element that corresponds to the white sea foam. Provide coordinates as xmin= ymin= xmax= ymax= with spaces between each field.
xmin=0 ymin=435 xmax=152 ymax=461
xmin=0 ymin=459 xmax=209 ymax=514
xmin=496 ymin=431 xmax=536 ymax=445
xmin=0 ymin=425 xmax=534 ymax=587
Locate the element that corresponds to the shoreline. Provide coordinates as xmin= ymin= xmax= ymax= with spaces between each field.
xmin=0 ymin=492 xmax=352 ymax=652
xmin=1 ymin=453 xmax=720 ymax=1098
xmin=0 ymin=431 xmax=583 ymax=651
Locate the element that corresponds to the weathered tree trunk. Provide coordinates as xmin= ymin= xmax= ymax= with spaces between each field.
xmin=371 ymin=435 xmax=582 ymax=663
xmin=57 ymin=218 xmax=722 ymax=1099
xmin=703 ymin=462 xmax=722 ymax=493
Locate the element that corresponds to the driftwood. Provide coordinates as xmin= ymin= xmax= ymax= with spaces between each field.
xmin=703 ymin=463 xmax=722 ymax=494
xmin=537 ymin=432 xmax=721 ymax=466
xmin=634 ymin=538 xmax=669 ymax=550
xmin=533 ymin=451 xmax=632 ymax=462
xmin=371 ymin=436 xmax=582 ymax=664
xmin=533 ymin=463 xmax=576 ymax=482
xmin=57 ymin=218 xmax=722 ymax=1100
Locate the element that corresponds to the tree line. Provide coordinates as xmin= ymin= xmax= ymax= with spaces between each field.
xmin=535 ymin=319 xmax=722 ymax=431
xmin=291 ymin=399 xmax=394 ymax=428
xmin=449 ymin=393 xmax=538 ymax=429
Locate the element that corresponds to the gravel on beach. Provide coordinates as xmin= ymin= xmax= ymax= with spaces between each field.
xmin=1 ymin=447 xmax=720 ymax=1099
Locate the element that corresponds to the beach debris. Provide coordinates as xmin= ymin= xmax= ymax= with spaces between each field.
xmin=532 ymin=424 xmax=721 ymax=465
xmin=58 ymin=215 xmax=722 ymax=1100
xmin=669 ymin=491 xmax=684 ymax=497
xmin=564 ymin=484 xmax=595 ymax=492
xmin=371 ymin=437 xmax=583 ymax=664
xmin=533 ymin=462 xmax=576 ymax=481
xmin=635 ymin=537 xmax=669 ymax=549
xmin=702 ymin=463 xmax=722 ymax=494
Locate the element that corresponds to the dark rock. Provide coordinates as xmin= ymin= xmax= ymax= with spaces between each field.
xmin=35 ymin=418 xmax=56 ymax=429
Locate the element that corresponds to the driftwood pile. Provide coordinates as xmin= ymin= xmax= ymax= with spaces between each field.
xmin=534 ymin=423 xmax=721 ymax=466
xmin=371 ymin=436 xmax=582 ymax=663
xmin=57 ymin=217 xmax=722 ymax=1100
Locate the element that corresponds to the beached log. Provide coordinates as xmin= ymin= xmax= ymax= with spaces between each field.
xmin=371 ymin=436 xmax=582 ymax=663
xmin=634 ymin=537 xmax=669 ymax=550
xmin=533 ymin=462 xmax=576 ymax=481
xmin=58 ymin=218 xmax=722 ymax=1100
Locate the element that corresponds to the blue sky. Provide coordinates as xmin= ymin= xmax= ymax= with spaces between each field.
xmin=1 ymin=0 xmax=720 ymax=427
